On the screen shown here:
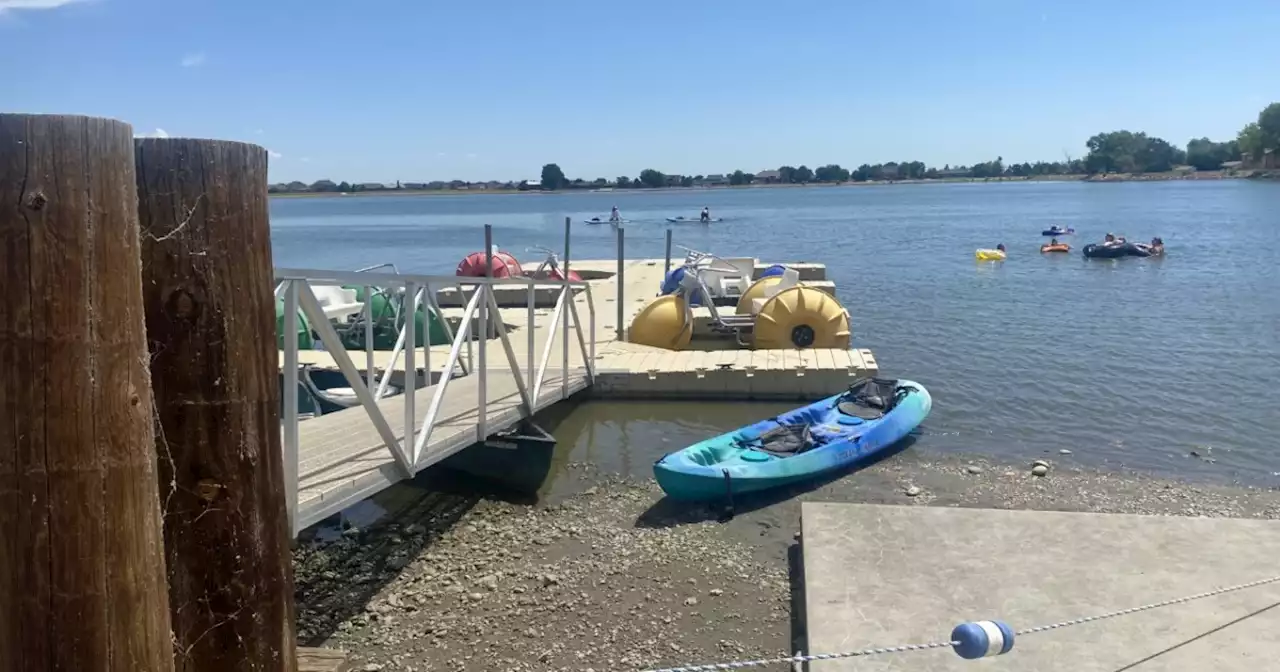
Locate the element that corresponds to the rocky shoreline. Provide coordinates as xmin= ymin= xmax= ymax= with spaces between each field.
xmin=293 ymin=452 xmax=1280 ymax=671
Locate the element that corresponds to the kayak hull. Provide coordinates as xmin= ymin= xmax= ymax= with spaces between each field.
xmin=666 ymin=217 xmax=722 ymax=223
xmin=653 ymin=380 xmax=931 ymax=501
xmin=1042 ymin=228 xmax=1075 ymax=236
xmin=1083 ymin=242 xmax=1149 ymax=259
xmin=584 ymin=218 xmax=628 ymax=225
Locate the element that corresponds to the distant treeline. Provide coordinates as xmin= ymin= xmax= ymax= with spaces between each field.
xmin=270 ymin=103 xmax=1279 ymax=194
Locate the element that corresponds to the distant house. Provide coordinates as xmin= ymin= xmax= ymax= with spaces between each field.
xmin=755 ymin=170 xmax=781 ymax=184
xmin=1220 ymin=161 xmax=1244 ymax=171
xmin=703 ymin=174 xmax=729 ymax=186
xmin=880 ymin=165 xmax=900 ymax=180
xmin=402 ymin=182 xmax=428 ymax=190
xmin=358 ymin=182 xmax=388 ymax=190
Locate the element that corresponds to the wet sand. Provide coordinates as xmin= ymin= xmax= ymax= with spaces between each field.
xmin=293 ymin=450 xmax=1280 ymax=671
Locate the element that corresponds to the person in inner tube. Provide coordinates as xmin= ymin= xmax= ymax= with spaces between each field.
xmin=996 ymin=243 xmax=1006 ymax=253
xmin=1103 ymin=233 xmax=1125 ymax=246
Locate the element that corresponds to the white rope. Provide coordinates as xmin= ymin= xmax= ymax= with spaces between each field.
xmin=1015 ymin=574 xmax=1280 ymax=635
xmin=640 ymin=639 xmax=957 ymax=672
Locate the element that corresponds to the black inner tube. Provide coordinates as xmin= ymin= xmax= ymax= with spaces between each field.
xmin=791 ymin=324 xmax=816 ymax=348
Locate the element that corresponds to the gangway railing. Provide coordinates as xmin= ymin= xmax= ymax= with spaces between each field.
xmin=274 ymin=266 xmax=596 ymax=534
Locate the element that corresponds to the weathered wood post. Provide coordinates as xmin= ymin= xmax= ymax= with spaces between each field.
xmin=134 ymin=138 xmax=297 ymax=672
xmin=0 ymin=114 xmax=175 ymax=672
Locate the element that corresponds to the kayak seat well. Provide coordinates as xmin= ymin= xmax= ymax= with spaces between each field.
xmin=837 ymin=400 xmax=883 ymax=420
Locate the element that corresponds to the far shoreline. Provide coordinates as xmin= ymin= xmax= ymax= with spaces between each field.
xmin=269 ymin=169 xmax=1278 ymax=199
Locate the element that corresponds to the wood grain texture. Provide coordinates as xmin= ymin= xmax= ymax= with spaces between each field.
xmin=0 ymin=114 xmax=175 ymax=671
xmin=295 ymin=648 xmax=348 ymax=672
xmin=136 ymin=138 xmax=297 ymax=672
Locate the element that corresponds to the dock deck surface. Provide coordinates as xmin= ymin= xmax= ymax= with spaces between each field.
xmin=800 ymin=502 xmax=1280 ymax=671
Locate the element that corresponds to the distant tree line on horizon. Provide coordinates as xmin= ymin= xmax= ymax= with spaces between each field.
xmin=270 ymin=103 xmax=1280 ymax=194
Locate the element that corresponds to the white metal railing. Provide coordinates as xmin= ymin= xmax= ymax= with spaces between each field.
xmin=274 ymin=266 xmax=596 ymax=534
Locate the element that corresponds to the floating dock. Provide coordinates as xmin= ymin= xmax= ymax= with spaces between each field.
xmin=800 ymin=502 xmax=1280 ymax=671
xmin=285 ymin=256 xmax=874 ymax=401
xmin=276 ymin=254 xmax=877 ymax=532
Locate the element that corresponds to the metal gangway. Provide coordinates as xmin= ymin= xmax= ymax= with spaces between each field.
xmin=274 ymin=262 xmax=596 ymax=534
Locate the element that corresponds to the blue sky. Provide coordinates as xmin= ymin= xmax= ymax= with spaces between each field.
xmin=3 ymin=0 xmax=1276 ymax=183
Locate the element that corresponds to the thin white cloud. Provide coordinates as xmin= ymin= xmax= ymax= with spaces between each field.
xmin=254 ymin=128 xmax=265 ymax=135
xmin=0 ymin=0 xmax=89 ymax=13
xmin=435 ymin=152 xmax=447 ymax=157
xmin=267 ymin=150 xmax=282 ymax=159
xmin=299 ymin=157 xmax=311 ymax=163
xmin=136 ymin=128 xmax=170 ymax=139
xmin=180 ymin=52 xmax=206 ymax=68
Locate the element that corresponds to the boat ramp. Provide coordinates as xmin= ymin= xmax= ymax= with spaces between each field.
xmin=799 ymin=502 xmax=1280 ymax=671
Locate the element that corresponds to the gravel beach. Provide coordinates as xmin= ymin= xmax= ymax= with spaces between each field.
xmin=293 ymin=451 xmax=1280 ymax=671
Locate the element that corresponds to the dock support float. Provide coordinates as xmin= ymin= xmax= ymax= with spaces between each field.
xmin=0 ymin=114 xmax=176 ymax=671
xmin=137 ymin=138 xmax=298 ymax=672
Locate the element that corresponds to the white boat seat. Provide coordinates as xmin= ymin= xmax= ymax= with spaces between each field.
xmin=311 ymin=285 xmax=366 ymax=322
xmin=700 ymin=256 xmax=755 ymax=298
xmin=750 ymin=268 xmax=801 ymax=315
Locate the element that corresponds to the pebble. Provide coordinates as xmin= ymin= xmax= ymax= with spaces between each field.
xmin=966 ymin=465 xmax=983 ymax=475
xmin=685 ymin=597 xmax=699 ymax=606
xmin=1032 ymin=465 xmax=1049 ymax=477
xmin=1031 ymin=459 xmax=1050 ymax=469
xmin=362 ymin=665 xmax=384 ymax=672
xmin=1059 ymin=449 xmax=1073 ymax=455
xmin=709 ymin=589 xmax=724 ymax=597
xmin=904 ymin=485 xmax=922 ymax=497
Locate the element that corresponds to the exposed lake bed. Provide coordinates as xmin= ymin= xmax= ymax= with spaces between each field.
xmin=294 ymin=452 xmax=1280 ymax=671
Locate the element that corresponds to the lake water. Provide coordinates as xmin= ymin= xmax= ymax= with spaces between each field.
xmin=271 ymin=181 xmax=1280 ymax=485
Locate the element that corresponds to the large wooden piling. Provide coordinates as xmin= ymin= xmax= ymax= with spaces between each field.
xmin=0 ymin=114 xmax=175 ymax=671
xmin=135 ymin=138 xmax=297 ymax=672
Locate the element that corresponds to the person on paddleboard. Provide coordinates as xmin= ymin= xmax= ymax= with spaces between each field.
xmin=700 ymin=206 xmax=710 ymax=223
xmin=610 ymin=206 xmax=621 ymax=222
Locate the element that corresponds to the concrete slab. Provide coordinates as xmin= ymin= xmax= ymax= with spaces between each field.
xmin=801 ymin=503 xmax=1280 ymax=671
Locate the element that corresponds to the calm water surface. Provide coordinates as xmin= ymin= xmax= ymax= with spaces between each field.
xmin=271 ymin=181 xmax=1280 ymax=484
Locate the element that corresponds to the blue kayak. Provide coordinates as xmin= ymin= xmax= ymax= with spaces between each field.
xmin=653 ymin=378 xmax=931 ymax=500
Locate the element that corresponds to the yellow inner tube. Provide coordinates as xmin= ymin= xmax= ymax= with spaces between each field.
xmin=628 ymin=294 xmax=693 ymax=351
xmin=735 ymin=275 xmax=794 ymax=315
xmin=975 ymin=249 xmax=1006 ymax=261
xmin=753 ymin=286 xmax=851 ymax=349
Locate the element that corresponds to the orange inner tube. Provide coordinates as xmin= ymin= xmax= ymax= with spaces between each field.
xmin=1040 ymin=244 xmax=1071 ymax=253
